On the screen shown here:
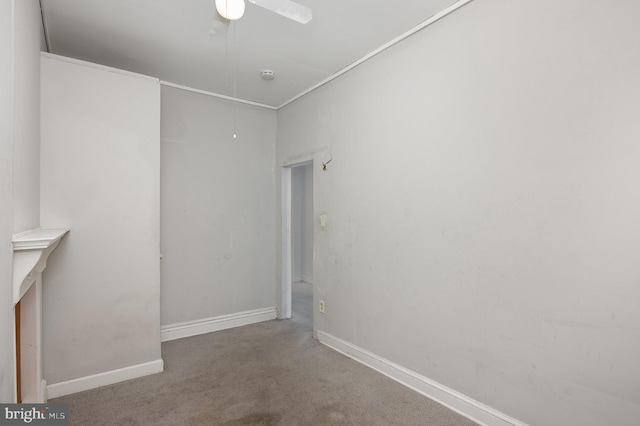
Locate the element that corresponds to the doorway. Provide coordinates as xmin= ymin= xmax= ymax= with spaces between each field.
xmin=281 ymin=159 xmax=315 ymax=336
xmin=291 ymin=164 xmax=313 ymax=329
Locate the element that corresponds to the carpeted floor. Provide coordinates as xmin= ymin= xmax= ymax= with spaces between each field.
xmin=52 ymin=282 xmax=477 ymax=425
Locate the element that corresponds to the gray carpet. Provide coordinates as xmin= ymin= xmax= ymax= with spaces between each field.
xmin=52 ymin=282 xmax=477 ymax=425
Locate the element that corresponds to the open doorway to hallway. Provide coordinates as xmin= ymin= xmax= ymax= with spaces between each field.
xmin=290 ymin=164 xmax=313 ymax=330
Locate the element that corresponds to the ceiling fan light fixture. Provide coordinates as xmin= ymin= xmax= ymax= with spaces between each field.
xmin=216 ymin=0 xmax=246 ymax=21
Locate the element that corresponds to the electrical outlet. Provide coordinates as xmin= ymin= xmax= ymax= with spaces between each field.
xmin=319 ymin=300 xmax=325 ymax=314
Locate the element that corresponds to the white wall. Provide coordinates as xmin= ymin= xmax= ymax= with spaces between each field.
xmin=276 ymin=0 xmax=640 ymax=425
xmin=0 ymin=0 xmax=43 ymax=402
xmin=292 ymin=164 xmax=313 ymax=283
xmin=0 ymin=0 xmax=15 ymax=403
xmin=11 ymin=0 xmax=41 ymax=234
xmin=160 ymin=86 xmax=277 ymax=326
xmin=40 ymin=55 xmax=162 ymax=385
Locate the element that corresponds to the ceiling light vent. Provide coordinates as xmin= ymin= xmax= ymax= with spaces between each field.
xmin=261 ymin=70 xmax=275 ymax=81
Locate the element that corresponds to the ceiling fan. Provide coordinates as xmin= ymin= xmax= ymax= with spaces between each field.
xmin=215 ymin=0 xmax=312 ymax=24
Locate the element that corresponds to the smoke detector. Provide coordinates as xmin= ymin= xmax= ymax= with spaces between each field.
xmin=261 ymin=70 xmax=275 ymax=81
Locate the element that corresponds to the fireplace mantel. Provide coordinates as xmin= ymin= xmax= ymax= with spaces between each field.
xmin=12 ymin=228 xmax=69 ymax=304
xmin=12 ymin=227 xmax=69 ymax=403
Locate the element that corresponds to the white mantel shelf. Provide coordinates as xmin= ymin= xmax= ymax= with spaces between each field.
xmin=12 ymin=228 xmax=69 ymax=304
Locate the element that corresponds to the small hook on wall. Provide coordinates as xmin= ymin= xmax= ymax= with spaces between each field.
xmin=322 ymin=157 xmax=332 ymax=171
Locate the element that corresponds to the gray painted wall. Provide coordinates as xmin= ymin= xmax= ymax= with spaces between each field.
xmin=160 ymin=86 xmax=277 ymax=326
xmin=40 ymin=55 xmax=162 ymax=384
xmin=276 ymin=0 xmax=640 ymax=425
xmin=0 ymin=0 xmax=42 ymax=402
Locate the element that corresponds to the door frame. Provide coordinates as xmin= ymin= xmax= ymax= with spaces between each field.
xmin=280 ymin=159 xmax=313 ymax=320
xmin=280 ymin=146 xmax=329 ymax=340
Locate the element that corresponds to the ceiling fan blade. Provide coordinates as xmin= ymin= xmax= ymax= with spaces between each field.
xmin=248 ymin=0 xmax=312 ymax=24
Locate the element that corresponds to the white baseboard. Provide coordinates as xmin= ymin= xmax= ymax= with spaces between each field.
xmin=302 ymin=275 xmax=313 ymax=284
xmin=318 ymin=332 xmax=528 ymax=426
xmin=161 ymin=307 xmax=277 ymax=342
xmin=47 ymin=358 xmax=164 ymax=399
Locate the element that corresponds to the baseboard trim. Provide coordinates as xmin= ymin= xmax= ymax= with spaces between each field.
xmin=161 ymin=307 xmax=277 ymax=342
xmin=318 ymin=332 xmax=528 ymax=426
xmin=47 ymin=358 xmax=164 ymax=399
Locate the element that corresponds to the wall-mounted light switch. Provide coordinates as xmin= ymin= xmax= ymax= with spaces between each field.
xmin=319 ymin=214 xmax=326 ymax=230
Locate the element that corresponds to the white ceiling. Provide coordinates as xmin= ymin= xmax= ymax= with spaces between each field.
xmin=41 ymin=0 xmax=460 ymax=108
